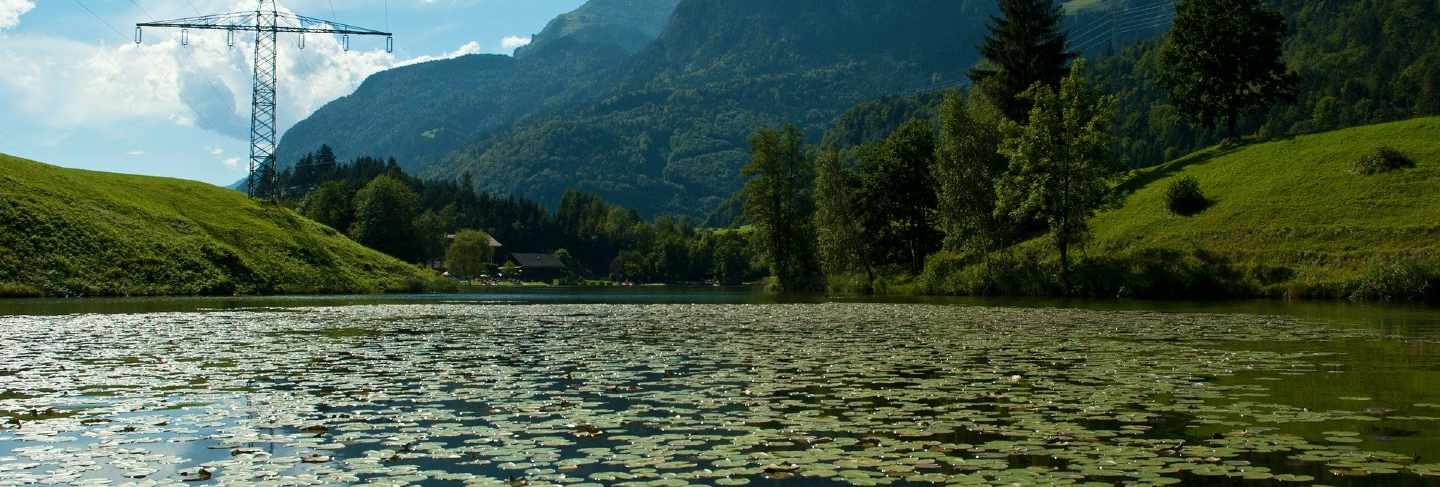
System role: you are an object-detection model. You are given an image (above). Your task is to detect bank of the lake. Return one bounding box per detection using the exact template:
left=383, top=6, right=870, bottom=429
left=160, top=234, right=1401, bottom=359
left=917, top=117, right=1440, bottom=303
left=0, top=154, right=450, bottom=298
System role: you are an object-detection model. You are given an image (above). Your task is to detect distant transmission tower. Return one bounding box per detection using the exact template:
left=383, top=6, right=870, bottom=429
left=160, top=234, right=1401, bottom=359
left=136, top=0, right=393, bottom=200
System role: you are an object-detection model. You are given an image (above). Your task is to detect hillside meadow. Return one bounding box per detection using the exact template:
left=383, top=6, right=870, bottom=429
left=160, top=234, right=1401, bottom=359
left=0, top=154, right=450, bottom=298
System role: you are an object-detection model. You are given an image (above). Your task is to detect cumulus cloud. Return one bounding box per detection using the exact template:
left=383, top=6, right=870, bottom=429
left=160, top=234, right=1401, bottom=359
left=127, top=150, right=146, bottom=156
left=207, top=146, right=224, bottom=156
left=0, top=0, right=35, bottom=31
left=222, top=157, right=242, bottom=169
left=500, top=35, right=531, bottom=51
left=0, top=0, right=482, bottom=142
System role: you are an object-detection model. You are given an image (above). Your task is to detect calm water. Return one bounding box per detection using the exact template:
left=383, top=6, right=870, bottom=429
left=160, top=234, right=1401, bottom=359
left=1, top=289, right=1438, bottom=486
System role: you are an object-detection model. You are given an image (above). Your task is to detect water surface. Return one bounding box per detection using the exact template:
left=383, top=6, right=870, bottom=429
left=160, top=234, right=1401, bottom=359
left=1, top=290, right=1438, bottom=486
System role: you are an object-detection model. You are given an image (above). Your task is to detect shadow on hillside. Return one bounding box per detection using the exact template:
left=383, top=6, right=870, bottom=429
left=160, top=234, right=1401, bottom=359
left=1111, top=144, right=1245, bottom=202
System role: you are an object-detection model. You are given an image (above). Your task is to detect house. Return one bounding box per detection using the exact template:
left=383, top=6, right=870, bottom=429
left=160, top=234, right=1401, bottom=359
left=506, top=253, right=567, bottom=281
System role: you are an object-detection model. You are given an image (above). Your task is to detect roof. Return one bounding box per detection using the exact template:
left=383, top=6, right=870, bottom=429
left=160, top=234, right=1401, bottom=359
left=509, top=253, right=565, bottom=269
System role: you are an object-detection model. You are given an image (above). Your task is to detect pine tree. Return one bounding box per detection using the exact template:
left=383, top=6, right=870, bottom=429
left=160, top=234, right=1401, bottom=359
left=969, top=0, right=1075, bottom=122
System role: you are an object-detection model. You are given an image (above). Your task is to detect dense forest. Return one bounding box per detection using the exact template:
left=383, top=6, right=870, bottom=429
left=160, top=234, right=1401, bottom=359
left=260, top=146, right=757, bottom=285
left=735, top=0, right=1440, bottom=301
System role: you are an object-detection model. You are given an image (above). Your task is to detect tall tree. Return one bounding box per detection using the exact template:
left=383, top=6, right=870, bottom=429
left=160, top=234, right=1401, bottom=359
left=933, top=90, right=1010, bottom=255
left=995, top=61, right=1118, bottom=285
left=300, top=180, right=354, bottom=232
left=741, top=125, right=822, bottom=292
left=446, top=229, right=495, bottom=279
left=1157, top=0, right=1297, bottom=137
left=812, top=149, right=872, bottom=285
left=969, top=0, right=1075, bottom=122
left=350, top=175, right=421, bottom=261
left=857, top=119, right=942, bottom=274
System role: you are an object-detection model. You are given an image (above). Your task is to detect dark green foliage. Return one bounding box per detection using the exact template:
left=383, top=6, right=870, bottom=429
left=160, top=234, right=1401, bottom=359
left=1099, top=0, right=1440, bottom=169
left=350, top=176, right=422, bottom=262
left=742, top=125, right=822, bottom=292
left=856, top=119, right=943, bottom=274
left=422, top=1, right=994, bottom=219
left=300, top=181, right=354, bottom=231
left=932, top=90, right=1011, bottom=254
left=969, top=0, right=1075, bottom=121
left=1348, top=258, right=1433, bottom=302
left=1157, top=0, right=1298, bottom=136
left=995, top=61, right=1118, bottom=281
left=281, top=150, right=756, bottom=284
left=446, top=229, right=495, bottom=278
left=813, top=150, right=871, bottom=285
left=1353, top=146, right=1415, bottom=175
left=1163, top=176, right=1208, bottom=215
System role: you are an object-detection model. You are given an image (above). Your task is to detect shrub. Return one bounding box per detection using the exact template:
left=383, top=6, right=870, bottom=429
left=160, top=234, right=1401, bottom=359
left=1352, top=146, right=1415, bottom=175
left=1348, top=258, right=1432, bottom=302
left=1164, top=176, right=1209, bottom=216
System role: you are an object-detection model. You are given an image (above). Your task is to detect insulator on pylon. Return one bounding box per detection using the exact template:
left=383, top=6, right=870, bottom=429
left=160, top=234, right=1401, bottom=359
left=227, top=29, right=234, bottom=47
left=386, top=36, right=393, bottom=53
left=342, top=34, right=350, bottom=52
left=299, top=33, right=305, bottom=50
left=181, top=29, right=189, bottom=46
left=134, top=27, right=142, bottom=44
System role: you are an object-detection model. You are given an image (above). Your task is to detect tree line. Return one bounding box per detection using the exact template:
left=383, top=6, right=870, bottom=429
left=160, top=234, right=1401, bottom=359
left=264, top=145, right=759, bottom=284
left=743, top=0, right=1297, bottom=294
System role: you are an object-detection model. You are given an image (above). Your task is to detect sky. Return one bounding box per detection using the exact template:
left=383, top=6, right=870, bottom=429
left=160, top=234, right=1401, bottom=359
left=0, top=0, right=586, bottom=185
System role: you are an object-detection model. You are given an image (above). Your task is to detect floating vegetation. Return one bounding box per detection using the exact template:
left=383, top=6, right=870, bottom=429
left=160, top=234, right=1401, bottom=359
left=0, top=304, right=1437, bottom=485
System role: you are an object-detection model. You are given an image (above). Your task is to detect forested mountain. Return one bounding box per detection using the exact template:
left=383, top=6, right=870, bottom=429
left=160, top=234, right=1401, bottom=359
left=279, top=0, right=1437, bottom=221
left=432, top=1, right=997, bottom=218
left=273, top=0, right=681, bottom=173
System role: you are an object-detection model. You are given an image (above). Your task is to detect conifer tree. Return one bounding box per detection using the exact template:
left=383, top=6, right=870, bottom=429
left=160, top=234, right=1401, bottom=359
left=969, top=0, right=1075, bottom=122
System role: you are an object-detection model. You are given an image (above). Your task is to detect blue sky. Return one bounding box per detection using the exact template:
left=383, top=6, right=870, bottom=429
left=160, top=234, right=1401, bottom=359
left=0, top=0, right=586, bottom=185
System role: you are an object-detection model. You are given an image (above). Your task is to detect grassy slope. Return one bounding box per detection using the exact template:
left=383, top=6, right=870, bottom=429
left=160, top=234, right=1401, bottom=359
left=1083, top=117, right=1440, bottom=294
left=0, top=154, right=446, bottom=297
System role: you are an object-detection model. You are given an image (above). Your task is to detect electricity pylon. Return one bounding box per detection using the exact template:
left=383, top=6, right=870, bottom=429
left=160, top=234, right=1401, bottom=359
left=136, top=1, right=392, bottom=200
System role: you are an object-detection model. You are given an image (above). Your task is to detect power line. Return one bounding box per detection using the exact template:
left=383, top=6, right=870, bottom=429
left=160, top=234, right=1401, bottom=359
left=69, top=0, right=128, bottom=41
left=126, top=0, right=156, bottom=20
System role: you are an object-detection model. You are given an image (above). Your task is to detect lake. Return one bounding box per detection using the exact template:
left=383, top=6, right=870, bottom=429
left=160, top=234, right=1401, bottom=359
left=2, top=289, right=1439, bottom=486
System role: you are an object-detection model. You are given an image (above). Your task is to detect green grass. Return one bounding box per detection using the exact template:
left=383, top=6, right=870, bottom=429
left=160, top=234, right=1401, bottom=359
left=0, top=154, right=450, bottom=297
left=923, top=117, right=1440, bottom=301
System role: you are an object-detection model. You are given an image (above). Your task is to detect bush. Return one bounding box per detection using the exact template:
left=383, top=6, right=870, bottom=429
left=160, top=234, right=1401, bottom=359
left=1348, top=258, right=1432, bottom=302
left=1164, top=176, right=1209, bottom=216
left=1352, top=146, right=1415, bottom=175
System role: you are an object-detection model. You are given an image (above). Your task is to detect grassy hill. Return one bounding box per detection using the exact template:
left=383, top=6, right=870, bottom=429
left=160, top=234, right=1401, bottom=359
left=924, top=117, right=1440, bottom=301
left=0, top=154, right=448, bottom=298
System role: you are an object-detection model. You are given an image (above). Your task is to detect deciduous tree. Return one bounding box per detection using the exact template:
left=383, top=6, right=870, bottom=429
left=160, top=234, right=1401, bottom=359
left=1158, top=0, right=1297, bottom=137
left=742, top=125, right=822, bottom=292
left=995, top=61, right=1118, bottom=286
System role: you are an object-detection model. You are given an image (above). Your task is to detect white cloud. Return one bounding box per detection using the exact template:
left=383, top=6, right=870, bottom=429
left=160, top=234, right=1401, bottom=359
left=0, top=0, right=35, bottom=31
left=127, top=150, right=146, bottom=156
left=0, top=0, right=483, bottom=143
left=500, top=35, right=531, bottom=51
left=207, top=146, right=224, bottom=156
left=222, top=157, right=242, bottom=169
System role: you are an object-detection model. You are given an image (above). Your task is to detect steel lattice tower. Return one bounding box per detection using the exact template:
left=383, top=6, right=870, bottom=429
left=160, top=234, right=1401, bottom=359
left=136, top=0, right=392, bottom=200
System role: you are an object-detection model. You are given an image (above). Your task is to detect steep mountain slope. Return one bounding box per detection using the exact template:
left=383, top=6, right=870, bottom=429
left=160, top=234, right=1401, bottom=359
left=433, top=0, right=997, bottom=217
left=274, top=0, right=681, bottom=173
left=0, top=154, right=446, bottom=297
left=515, top=0, right=681, bottom=59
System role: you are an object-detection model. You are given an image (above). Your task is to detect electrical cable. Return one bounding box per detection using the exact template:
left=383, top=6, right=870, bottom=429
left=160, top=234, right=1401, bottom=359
left=69, top=0, right=129, bottom=41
